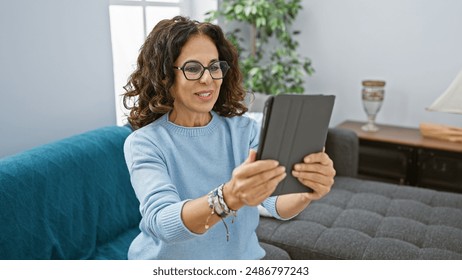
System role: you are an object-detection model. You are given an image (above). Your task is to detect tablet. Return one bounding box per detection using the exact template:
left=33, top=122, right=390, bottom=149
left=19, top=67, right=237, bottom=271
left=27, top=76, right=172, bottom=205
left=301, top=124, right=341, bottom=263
left=256, top=94, right=335, bottom=196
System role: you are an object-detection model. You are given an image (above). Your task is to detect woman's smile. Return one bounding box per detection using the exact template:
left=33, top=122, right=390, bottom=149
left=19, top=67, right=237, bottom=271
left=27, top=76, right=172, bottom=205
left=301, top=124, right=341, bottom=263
left=195, top=90, right=214, bottom=100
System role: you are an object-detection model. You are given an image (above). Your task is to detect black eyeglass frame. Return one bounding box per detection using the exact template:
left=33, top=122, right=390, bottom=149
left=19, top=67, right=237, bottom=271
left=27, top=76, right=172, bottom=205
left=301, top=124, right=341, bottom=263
left=173, top=60, right=230, bottom=81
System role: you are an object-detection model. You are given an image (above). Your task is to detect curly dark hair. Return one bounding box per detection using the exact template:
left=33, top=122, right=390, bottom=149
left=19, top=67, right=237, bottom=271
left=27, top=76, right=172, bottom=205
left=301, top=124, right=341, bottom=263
left=123, top=16, right=248, bottom=130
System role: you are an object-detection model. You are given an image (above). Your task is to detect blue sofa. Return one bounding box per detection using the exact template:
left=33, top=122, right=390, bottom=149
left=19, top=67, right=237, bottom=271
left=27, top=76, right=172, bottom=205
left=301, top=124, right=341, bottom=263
left=0, top=126, right=140, bottom=259
left=1, top=125, right=461, bottom=259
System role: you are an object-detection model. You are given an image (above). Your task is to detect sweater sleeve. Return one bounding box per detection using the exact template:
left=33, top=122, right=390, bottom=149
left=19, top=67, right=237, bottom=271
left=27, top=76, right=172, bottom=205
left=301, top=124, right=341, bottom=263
left=249, top=117, right=260, bottom=151
left=124, top=132, right=201, bottom=243
left=260, top=196, right=293, bottom=221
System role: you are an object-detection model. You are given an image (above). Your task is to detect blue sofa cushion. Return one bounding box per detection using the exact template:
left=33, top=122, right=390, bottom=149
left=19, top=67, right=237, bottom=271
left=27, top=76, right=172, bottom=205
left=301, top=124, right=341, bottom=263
left=0, top=126, right=141, bottom=259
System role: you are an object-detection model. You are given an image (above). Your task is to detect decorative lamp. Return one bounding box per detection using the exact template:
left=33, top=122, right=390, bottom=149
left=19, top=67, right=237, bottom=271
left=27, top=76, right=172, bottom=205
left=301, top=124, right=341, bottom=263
left=420, top=69, right=462, bottom=142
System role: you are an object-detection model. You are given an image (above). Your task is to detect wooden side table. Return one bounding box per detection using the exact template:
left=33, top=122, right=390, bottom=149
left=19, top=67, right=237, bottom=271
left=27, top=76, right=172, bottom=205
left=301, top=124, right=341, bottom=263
left=337, top=120, right=462, bottom=193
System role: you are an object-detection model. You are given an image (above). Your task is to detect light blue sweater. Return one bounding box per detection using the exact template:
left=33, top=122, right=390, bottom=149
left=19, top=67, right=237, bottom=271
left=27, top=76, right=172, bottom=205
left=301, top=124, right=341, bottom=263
left=124, top=111, right=284, bottom=260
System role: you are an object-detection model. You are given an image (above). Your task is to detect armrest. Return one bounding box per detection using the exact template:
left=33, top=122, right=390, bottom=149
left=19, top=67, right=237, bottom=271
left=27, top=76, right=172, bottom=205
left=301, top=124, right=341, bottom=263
left=325, top=128, right=359, bottom=177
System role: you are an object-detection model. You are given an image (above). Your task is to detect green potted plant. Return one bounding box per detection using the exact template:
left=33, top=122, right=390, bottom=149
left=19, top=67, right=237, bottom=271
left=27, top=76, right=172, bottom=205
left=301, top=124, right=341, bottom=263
left=207, top=0, right=314, bottom=110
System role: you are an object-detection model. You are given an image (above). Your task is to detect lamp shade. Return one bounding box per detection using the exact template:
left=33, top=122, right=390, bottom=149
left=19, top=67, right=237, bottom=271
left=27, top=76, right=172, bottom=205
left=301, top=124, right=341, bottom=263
left=427, top=69, right=462, bottom=114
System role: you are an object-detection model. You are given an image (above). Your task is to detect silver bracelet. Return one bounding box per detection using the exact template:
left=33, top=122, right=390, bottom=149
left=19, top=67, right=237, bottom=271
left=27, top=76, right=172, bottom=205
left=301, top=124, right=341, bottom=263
left=217, top=184, right=237, bottom=218
left=205, top=184, right=238, bottom=241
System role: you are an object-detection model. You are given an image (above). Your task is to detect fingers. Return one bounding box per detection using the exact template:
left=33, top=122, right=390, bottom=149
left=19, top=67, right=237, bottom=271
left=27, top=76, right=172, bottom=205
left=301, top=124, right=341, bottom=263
left=297, top=178, right=331, bottom=200
left=244, top=149, right=257, bottom=164
left=234, top=164, right=286, bottom=195
left=228, top=156, right=287, bottom=207
left=293, top=162, right=336, bottom=177
left=293, top=170, right=334, bottom=185
left=301, top=151, right=333, bottom=166
left=292, top=169, right=334, bottom=197
left=241, top=165, right=286, bottom=188
left=225, top=168, right=286, bottom=209
left=295, top=152, right=334, bottom=174
left=239, top=172, right=286, bottom=206
left=234, top=157, right=280, bottom=178
left=291, top=152, right=336, bottom=200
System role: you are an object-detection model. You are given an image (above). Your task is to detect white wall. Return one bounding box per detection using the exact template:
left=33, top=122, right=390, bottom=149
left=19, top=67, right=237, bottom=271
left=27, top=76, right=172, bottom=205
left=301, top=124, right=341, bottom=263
left=0, top=0, right=116, bottom=158
left=297, top=0, right=462, bottom=128
left=1, top=0, right=460, bottom=158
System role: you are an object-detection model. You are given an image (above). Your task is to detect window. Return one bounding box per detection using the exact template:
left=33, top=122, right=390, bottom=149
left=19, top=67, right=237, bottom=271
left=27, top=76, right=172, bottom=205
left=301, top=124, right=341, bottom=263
left=109, top=0, right=217, bottom=125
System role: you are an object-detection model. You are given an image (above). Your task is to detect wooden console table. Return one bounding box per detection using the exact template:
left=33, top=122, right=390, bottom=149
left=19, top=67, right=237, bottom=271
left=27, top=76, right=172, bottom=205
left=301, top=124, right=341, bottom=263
left=337, top=120, right=462, bottom=193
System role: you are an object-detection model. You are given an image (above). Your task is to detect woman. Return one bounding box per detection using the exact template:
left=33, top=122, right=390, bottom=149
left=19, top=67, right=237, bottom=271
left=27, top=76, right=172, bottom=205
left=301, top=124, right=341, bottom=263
left=123, top=16, right=335, bottom=259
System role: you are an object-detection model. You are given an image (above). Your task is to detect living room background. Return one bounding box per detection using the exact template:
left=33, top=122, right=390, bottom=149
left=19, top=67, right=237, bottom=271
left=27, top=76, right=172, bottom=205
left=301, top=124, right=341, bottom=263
left=1, top=0, right=461, bottom=158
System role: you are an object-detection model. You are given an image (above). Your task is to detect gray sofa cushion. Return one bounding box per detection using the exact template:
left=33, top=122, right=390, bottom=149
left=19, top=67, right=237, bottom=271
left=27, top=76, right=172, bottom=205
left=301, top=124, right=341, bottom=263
left=257, top=176, right=462, bottom=259
left=260, top=242, right=291, bottom=260
left=325, top=128, right=358, bottom=177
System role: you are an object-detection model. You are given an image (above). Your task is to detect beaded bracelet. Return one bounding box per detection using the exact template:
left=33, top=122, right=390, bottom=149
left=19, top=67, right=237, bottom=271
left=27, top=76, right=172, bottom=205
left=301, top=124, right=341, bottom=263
left=205, top=183, right=237, bottom=241
left=217, top=184, right=237, bottom=218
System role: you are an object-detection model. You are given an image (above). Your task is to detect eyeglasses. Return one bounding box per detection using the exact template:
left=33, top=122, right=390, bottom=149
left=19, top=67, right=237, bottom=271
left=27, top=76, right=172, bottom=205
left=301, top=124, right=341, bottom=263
left=173, top=60, right=230, bottom=81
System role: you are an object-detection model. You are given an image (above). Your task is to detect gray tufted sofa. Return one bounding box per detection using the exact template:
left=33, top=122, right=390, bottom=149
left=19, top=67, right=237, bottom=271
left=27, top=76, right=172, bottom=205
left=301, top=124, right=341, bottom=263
left=257, top=128, right=462, bottom=259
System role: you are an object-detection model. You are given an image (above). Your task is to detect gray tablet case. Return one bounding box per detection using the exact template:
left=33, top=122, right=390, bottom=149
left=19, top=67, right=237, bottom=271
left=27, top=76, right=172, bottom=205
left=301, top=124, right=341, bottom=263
left=256, top=94, right=335, bottom=196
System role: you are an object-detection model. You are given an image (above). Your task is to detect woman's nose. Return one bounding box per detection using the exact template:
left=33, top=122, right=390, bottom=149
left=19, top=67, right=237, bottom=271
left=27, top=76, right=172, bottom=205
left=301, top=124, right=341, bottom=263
left=199, top=69, right=213, bottom=84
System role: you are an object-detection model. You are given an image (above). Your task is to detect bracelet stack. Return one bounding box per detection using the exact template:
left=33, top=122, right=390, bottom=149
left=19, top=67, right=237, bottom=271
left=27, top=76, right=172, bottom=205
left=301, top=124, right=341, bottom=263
left=205, top=183, right=237, bottom=241
left=208, top=183, right=237, bottom=218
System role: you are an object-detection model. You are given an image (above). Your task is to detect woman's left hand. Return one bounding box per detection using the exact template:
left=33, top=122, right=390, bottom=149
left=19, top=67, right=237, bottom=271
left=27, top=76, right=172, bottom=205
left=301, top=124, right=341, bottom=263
left=291, top=151, right=336, bottom=201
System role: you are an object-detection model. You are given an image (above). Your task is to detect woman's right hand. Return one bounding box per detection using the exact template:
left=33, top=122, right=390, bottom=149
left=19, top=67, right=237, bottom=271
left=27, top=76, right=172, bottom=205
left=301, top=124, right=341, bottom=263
left=223, top=150, right=287, bottom=210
